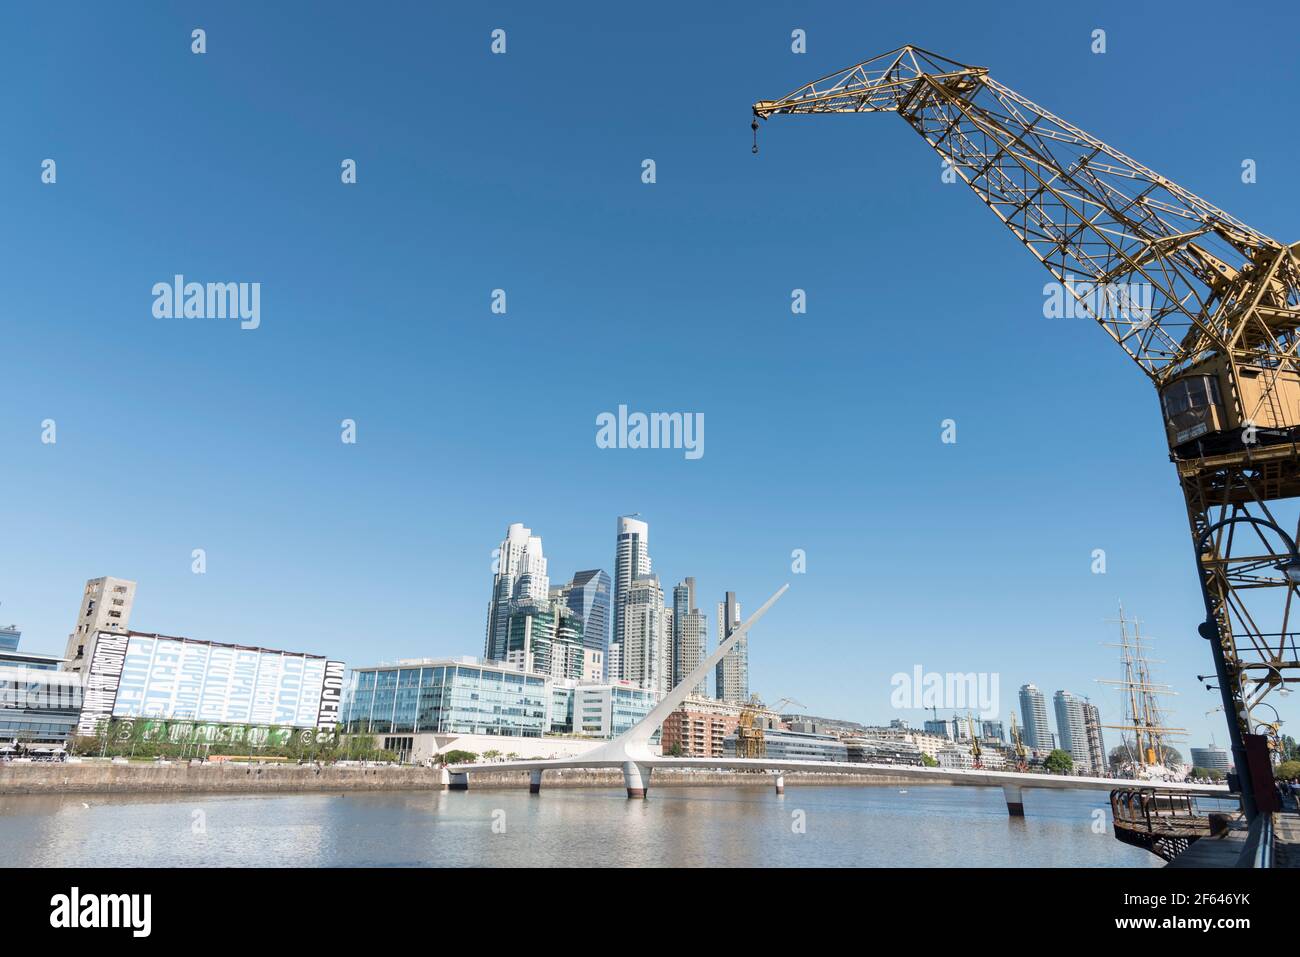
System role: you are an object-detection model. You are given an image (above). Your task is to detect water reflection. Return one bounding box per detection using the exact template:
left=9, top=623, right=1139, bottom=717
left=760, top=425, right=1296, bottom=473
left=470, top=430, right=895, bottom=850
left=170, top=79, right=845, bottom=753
left=0, top=785, right=1160, bottom=867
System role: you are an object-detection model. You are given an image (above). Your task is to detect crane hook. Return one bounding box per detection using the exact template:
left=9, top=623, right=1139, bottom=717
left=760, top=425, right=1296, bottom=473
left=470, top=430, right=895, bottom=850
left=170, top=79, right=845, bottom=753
left=751, top=118, right=759, bottom=154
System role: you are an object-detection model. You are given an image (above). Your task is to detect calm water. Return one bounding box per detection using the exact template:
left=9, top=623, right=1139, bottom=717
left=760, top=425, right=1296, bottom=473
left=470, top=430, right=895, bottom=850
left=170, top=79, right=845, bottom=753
left=1, top=784, right=1162, bottom=867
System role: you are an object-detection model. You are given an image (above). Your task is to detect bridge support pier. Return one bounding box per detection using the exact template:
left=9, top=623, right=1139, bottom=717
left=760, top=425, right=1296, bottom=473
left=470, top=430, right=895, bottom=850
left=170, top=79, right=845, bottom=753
left=529, top=769, right=543, bottom=794
left=1002, top=784, right=1024, bottom=817
left=623, top=760, right=651, bottom=799
left=774, top=774, right=785, bottom=795
left=449, top=771, right=469, bottom=791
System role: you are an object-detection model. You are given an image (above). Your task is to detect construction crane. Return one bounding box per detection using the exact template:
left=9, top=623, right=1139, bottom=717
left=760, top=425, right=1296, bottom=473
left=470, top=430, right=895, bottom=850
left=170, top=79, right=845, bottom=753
left=771, top=696, right=806, bottom=715
left=1010, top=712, right=1028, bottom=772
left=735, top=693, right=767, bottom=758
left=754, top=45, right=1300, bottom=818
left=966, top=712, right=983, bottom=770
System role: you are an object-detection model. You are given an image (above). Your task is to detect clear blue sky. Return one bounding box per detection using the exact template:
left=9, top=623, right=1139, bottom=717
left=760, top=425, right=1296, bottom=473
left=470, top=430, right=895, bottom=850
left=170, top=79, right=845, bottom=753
left=3, top=1, right=1298, bottom=750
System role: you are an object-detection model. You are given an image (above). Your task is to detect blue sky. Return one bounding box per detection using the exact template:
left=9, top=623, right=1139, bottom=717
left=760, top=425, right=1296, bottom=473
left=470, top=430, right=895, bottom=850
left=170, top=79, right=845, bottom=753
left=3, top=1, right=1298, bottom=750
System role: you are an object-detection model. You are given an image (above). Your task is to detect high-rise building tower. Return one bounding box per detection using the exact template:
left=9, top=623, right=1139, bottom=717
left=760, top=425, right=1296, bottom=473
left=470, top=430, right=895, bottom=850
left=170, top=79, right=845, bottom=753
left=1018, top=684, right=1052, bottom=751
left=504, top=599, right=584, bottom=680
left=484, top=523, right=549, bottom=661
left=63, top=576, right=136, bottom=675
left=612, top=516, right=651, bottom=678
left=1053, top=690, right=1091, bottom=773
left=623, top=575, right=668, bottom=692
left=662, top=606, right=674, bottom=687
left=1082, top=699, right=1107, bottom=775
left=672, top=578, right=709, bottom=695
left=715, top=592, right=748, bottom=703
left=560, top=569, right=611, bottom=663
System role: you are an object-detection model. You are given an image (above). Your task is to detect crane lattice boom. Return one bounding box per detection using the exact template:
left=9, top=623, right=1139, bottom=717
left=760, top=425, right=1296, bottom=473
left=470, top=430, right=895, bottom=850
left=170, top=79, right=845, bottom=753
left=754, top=45, right=1300, bottom=385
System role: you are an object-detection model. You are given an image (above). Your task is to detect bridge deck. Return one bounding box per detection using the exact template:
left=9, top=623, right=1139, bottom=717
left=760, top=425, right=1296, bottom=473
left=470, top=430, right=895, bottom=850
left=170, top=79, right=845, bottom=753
left=449, top=756, right=1232, bottom=795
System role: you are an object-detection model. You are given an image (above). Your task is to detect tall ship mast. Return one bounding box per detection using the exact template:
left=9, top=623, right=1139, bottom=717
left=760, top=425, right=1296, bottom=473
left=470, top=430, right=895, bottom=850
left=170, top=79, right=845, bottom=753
left=1097, top=604, right=1187, bottom=775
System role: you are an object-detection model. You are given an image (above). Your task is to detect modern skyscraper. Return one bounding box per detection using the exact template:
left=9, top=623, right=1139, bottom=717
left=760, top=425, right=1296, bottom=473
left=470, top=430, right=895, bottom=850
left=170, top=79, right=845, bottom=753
left=63, top=576, right=136, bottom=676
left=504, top=601, right=553, bottom=675
left=0, top=623, right=20, bottom=652
left=672, top=578, right=709, bottom=695
left=622, top=575, right=668, bottom=692
left=1018, top=684, right=1052, bottom=751
left=484, top=523, right=549, bottom=662
left=1082, top=699, right=1106, bottom=774
left=1053, top=690, right=1091, bottom=773
left=559, top=569, right=611, bottom=661
left=715, top=592, right=748, bottom=703
left=513, top=537, right=550, bottom=604
left=662, top=606, right=674, bottom=687
left=612, top=516, right=651, bottom=680
left=553, top=604, right=585, bottom=677
left=502, top=598, right=584, bottom=681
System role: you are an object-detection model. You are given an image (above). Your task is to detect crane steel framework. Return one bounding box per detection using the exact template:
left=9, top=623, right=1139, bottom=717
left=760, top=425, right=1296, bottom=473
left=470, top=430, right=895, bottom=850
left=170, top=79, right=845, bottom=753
left=754, top=45, right=1300, bottom=812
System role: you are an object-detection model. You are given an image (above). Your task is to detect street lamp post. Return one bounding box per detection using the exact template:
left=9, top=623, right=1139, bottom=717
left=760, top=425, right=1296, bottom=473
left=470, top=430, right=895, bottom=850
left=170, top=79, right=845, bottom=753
left=1251, top=701, right=1285, bottom=761
left=1193, top=515, right=1300, bottom=821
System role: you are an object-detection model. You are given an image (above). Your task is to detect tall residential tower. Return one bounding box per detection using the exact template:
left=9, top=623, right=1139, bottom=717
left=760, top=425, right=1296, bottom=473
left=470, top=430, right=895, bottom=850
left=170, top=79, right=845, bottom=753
left=672, top=578, right=709, bottom=695
left=715, top=592, right=748, bottom=703
left=612, top=516, right=651, bottom=680
left=1053, top=690, right=1091, bottom=773
left=622, top=575, right=668, bottom=692
left=1017, top=684, right=1053, bottom=752
left=484, top=523, right=549, bottom=662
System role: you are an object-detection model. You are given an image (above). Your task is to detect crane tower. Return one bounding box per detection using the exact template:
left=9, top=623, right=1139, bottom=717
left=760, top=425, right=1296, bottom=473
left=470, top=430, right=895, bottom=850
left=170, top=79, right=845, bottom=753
left=754, top=45, right=1300, bottom=815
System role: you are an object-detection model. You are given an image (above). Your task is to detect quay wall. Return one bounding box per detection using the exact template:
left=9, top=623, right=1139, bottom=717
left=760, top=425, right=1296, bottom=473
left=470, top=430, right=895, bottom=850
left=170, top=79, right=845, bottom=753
left=0, top=762, right=922, bottom=796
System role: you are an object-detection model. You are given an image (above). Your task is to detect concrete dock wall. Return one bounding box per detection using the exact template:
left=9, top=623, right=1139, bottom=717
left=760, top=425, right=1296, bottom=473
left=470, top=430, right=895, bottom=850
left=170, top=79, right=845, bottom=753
left=0, top=762, right=920, bottom=796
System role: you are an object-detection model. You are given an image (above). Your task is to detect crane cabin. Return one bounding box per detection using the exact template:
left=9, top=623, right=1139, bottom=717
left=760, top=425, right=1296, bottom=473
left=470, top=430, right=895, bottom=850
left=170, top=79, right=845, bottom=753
left=1160, top=357, right=1300, bottom=459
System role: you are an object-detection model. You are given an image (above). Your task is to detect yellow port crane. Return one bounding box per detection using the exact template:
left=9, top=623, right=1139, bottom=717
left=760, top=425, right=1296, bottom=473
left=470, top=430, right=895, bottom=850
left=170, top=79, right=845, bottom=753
left=1010, top=712, right=1027, bottom=772
left=735, top=693, right=767, bottom=758
left=967, top=712, right=983, bottom=769
left=754, top=45, right=1300, bottom=818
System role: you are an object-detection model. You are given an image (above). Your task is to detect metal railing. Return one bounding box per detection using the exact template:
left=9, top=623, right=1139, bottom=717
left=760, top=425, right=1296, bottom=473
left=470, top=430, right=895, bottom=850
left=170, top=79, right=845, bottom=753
left=1110, top=787, right=1233, bottom=862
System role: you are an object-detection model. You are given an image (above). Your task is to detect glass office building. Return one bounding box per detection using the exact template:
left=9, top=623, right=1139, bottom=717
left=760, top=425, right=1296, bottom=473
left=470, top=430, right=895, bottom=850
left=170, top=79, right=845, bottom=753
left=342, top=658, right=550, bottom=737
left=0, top=657, right=83, bottom=751
left=569, top=682, right=659, bottom=738
left=725, top=727, right=848, bottom=762
left=550, top=684, right=574, bottom=733
left=561, top=569, right=611, bottom=656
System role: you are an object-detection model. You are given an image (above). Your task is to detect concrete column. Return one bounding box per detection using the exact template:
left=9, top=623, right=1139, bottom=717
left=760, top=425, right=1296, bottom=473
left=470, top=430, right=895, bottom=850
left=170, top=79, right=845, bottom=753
left=1002, top=783, right=1024, bottom=817
left=623, top=760, right=651, bottom=799
left=438, top=766, right=451, bottom=789
left=449, top=771, right=469, bottom=791
left=774, top=773, right=785, bottom=795
left=529, top=769, right=543, bottom=794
